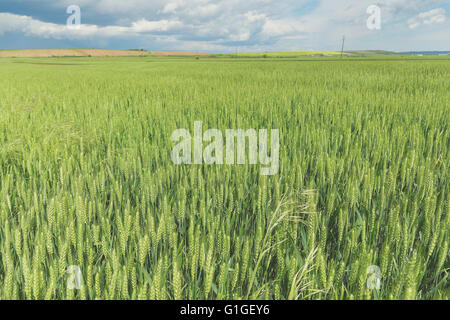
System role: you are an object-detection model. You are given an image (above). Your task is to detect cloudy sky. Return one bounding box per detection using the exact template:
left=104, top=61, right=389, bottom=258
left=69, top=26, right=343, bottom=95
left=0, top=0, right=448, bottom=52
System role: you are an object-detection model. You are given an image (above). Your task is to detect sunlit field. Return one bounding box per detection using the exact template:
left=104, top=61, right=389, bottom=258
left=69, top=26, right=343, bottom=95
left=219, top=51, right=345, bottom=57
left=0, top=56, right=448, bottom=300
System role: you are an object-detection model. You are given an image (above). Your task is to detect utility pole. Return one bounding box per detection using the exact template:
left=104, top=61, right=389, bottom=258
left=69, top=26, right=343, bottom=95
left=340, top=35, right=345, bottom=58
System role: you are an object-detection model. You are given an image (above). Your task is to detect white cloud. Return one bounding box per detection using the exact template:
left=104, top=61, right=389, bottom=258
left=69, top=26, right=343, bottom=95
left=408, top=8, right=446, bottom=29
left=244, top=11, right=266, bottom=23
left=186, top=4, right=220, bottom=18
left=0, top=0, right=448, bottom=51
left=0, top=12, right=183, bottom=39
left=262, top=19, right=304, bottom=37
left=161, top=3, right=179, bottom=14
left=131, top=19, right=183, bottom=32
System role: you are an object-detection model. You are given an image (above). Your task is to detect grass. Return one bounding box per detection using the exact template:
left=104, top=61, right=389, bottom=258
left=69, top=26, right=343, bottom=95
left=0, top=56, right=448, bottom=300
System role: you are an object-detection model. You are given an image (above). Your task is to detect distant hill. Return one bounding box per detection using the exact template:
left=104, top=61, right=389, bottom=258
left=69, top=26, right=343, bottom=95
left=348, top=50, right=450, bottom=56
left=0, top=49, right=150, bottom=58
left=1, top=48, right=448, bottom=58
left=346, top=50, right=398, bottom=56
left=218, top=51, right=346, bottom=57
left=218, top=50, right=446, bottom=58
left=399, top=51, right=450, bottom=56
left=0, top=49, right=212, bottom=58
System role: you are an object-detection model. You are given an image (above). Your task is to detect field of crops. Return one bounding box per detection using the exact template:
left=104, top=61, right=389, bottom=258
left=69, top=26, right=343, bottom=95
left=220, top=50, right=345, bottom=57
left=0, top=56, right=448, bottom=300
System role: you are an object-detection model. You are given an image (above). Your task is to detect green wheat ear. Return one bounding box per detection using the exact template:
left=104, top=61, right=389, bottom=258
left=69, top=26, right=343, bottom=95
left=0, top=56, right=448, bottom=300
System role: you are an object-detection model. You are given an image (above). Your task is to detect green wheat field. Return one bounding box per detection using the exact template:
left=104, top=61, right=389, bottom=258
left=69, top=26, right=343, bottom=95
left=0, top=56, right=448, bottom=300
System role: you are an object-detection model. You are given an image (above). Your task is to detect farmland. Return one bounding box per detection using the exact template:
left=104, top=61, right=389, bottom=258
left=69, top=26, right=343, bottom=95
left=219, top=50, right=345, bottom=57
left=0, top=56, right=448, bottom=300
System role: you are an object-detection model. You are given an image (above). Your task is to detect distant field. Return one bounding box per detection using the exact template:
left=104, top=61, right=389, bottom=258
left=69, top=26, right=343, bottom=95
left=219, top=51, right=346, bottom=57
left=0, top=49, right=150, bottom=58
left=346, top=50, right=399, bottom=56
left=150, top=51, right=212, bottom=56
left=0, top=49, right=212, bottom=58
left=0, top=56, right=448, bottom=300
left=2, top=49, right=447, bottom=59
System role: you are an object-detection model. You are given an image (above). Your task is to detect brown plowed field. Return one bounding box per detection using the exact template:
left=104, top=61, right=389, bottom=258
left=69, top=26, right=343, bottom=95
left=0, top=49, right=212, bottom=58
